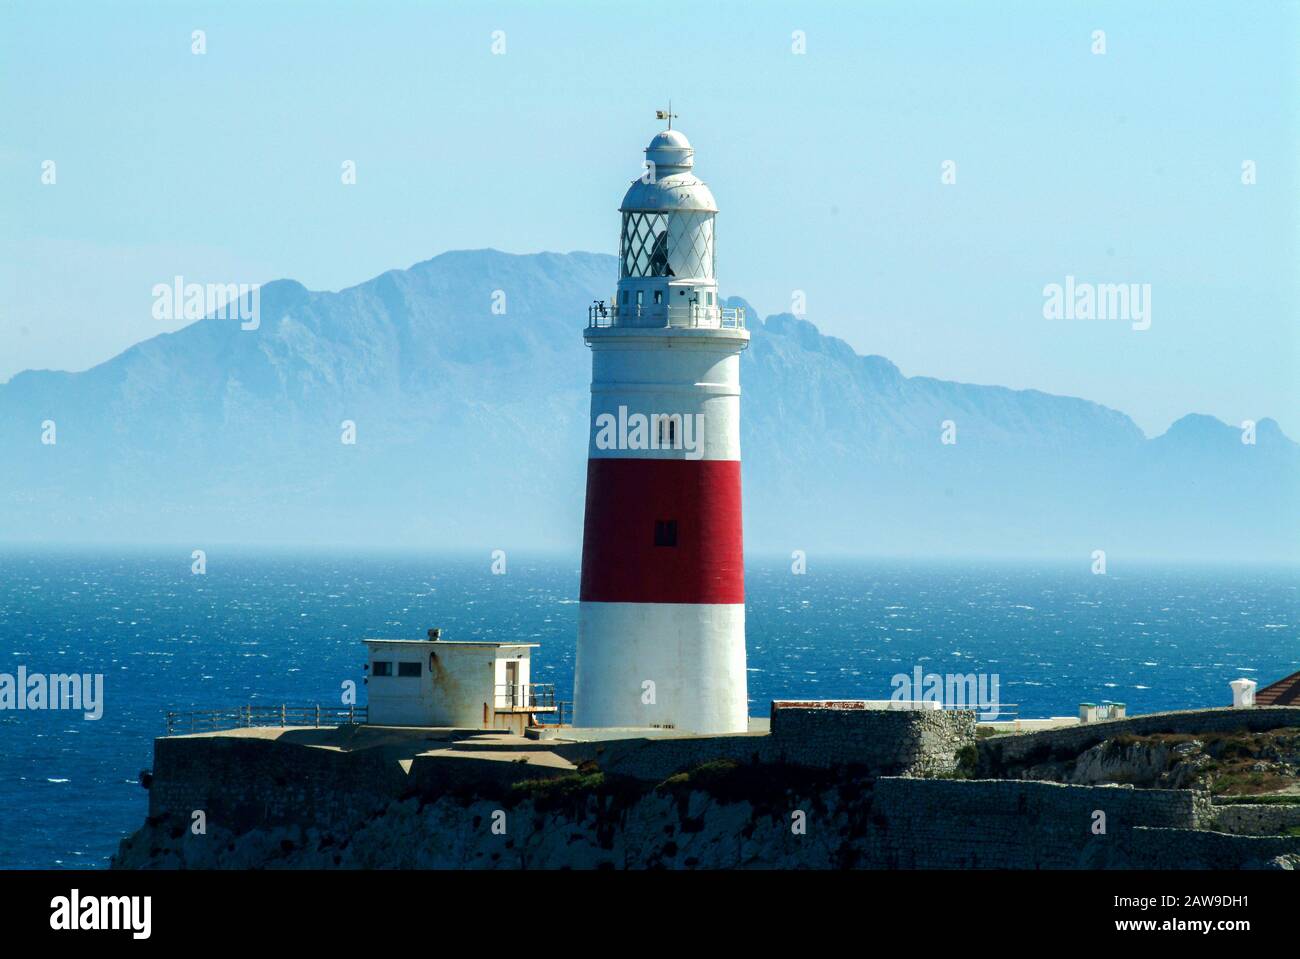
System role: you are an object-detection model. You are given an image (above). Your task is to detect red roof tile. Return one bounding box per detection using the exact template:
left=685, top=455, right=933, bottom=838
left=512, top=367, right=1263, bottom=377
left=1256, top=670, right=1300, bottom=706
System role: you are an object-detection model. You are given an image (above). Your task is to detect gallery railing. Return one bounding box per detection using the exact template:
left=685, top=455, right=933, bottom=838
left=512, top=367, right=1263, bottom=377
left=587, top=302, right=745, bottom=330
left=164, top=704, right=367, bottom=736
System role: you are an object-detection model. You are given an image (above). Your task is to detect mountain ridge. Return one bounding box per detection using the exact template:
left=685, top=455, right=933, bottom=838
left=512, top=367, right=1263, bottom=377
left=2, top=249, right=1295, bottom=560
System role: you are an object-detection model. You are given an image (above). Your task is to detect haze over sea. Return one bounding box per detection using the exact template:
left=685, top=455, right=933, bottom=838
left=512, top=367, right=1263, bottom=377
left=0, top=547, right=1296, bottom=868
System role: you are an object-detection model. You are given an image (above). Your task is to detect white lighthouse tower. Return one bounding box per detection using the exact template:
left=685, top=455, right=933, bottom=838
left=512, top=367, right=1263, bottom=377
left=572, top=119, right=749, bottom=734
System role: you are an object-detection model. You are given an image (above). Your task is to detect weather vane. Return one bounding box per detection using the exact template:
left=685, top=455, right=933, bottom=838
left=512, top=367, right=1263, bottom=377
left=655, top=102, right=677, bottom=129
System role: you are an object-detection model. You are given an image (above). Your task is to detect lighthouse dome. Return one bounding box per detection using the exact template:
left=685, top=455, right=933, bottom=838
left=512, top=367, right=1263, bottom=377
left=645, top=129, right=693, bottom=173
left=620, top=127, right=717, bottom=214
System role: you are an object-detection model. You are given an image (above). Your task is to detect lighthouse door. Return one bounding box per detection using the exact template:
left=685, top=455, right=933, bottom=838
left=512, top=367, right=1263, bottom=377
left=505, top=660, right=519, bottom=707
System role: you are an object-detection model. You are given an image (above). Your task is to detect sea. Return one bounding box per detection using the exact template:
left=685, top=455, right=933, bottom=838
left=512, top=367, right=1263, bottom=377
left=0, top=547, right=1295, bottom=868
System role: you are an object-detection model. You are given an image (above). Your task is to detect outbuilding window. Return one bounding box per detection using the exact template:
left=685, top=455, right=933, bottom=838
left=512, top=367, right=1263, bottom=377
left=372, top=661, right=392, bottom=677
left=398, top=661, right=422, bottom=677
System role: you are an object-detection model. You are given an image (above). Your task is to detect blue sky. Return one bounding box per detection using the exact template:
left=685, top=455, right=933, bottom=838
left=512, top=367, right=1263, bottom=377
left=2, top=0, right=1297, bottom=436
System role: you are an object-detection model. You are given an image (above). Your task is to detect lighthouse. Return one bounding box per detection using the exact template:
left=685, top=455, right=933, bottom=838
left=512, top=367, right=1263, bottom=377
left=573, top=120, right=749, bottom=734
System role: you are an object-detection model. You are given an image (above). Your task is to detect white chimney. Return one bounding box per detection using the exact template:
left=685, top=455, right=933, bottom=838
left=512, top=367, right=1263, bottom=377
left=1229, top=678, right=1256, bottom=708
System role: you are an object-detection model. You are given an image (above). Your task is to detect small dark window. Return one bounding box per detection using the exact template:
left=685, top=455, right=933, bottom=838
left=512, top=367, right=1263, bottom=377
left=654, top=520, right=678, bottom=547
left=372, top=661, right=392, bottom=677
left=653, top=290, right=663, bottom=305
left=658, top=416, right=678, bottom=449
left=398, top=661, right=422, bottom=677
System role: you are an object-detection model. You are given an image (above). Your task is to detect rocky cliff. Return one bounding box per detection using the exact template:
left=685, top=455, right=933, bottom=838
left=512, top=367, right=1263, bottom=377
left=113, top=707, right=1300, bottom=870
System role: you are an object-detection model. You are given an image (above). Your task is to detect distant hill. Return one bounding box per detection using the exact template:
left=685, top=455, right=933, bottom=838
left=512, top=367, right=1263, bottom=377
left=2, top=249, right=1296, bottom=561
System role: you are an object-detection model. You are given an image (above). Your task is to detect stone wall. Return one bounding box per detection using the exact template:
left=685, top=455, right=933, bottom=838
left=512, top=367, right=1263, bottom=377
left=1115, top=827, right=1300, bottom=869
left=552, top=705, right=977, bottom=781
left=147, top=734, right=409, bottom=836
left=145, top=730, right=566, bottom=839
left=1205, top=803, right=1300, bottom=837
left=117, top=710, right=1300, bottom=870
left=767, top=705, right=975, bottom=776
left=868, top=778, right=1206, bottom=869
left=980, top=706, right=1300, bottom=773
left=552, top=733, right=770, bottom=782
left=120, top=753, right=1300, bottom=869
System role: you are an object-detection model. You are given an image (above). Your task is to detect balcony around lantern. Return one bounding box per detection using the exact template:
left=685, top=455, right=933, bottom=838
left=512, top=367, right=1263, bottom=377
left=587, top=302, right=745, bottom=331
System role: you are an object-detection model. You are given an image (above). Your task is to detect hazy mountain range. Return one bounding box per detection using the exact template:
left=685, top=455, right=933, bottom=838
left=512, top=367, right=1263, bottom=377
left=2, top=249, right=1296, bottom=562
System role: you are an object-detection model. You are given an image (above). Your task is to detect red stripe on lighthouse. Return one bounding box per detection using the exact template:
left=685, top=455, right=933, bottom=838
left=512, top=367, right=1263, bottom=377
left=579, top=458, right=744, bottom=605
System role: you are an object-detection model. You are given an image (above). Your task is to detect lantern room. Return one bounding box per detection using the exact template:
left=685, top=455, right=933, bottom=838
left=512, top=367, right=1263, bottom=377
left=606, top=128, right=729, bottom=330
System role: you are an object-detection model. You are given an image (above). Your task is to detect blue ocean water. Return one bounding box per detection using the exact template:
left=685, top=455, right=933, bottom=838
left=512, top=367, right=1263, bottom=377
left=0, top=547, right=1295, bottom=868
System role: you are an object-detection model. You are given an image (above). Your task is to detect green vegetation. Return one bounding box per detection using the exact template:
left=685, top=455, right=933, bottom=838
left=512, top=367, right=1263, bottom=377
left=511, top=770, right=607, bottom=802
left=953, top=744, right=979, bottom=778
left=1208, top=770, right=1292, bottom=797
left=1099, top=734, right=1141, bottom=759
left=509, top=753, right=651, bottom=804
left=656, top=758, right=852, bottom=819
left=657, top=759, right=740, bottom=790
left=1213, top=794, right=1300, bottom=806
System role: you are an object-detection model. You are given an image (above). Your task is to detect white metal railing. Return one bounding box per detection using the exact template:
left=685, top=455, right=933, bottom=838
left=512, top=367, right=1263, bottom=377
left=164, top=704, right=367, bottom=735
left=493, top=683, right=557, bottom=711
left=588, top=302, right=744, bottom=331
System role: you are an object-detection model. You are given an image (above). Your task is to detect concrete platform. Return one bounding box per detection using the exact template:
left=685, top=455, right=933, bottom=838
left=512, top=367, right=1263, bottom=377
left=529, top=715, right=771, bottom=742
left=167, top=724, right=571, bottom=761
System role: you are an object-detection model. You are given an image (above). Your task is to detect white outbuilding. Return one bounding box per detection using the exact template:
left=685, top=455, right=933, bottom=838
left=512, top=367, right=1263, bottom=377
left=363, top=630, right=555, bottom=734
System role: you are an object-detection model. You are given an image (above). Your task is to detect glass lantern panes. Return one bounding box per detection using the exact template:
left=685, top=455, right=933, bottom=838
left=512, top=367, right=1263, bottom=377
left=620, top=211, right=715, bottom=279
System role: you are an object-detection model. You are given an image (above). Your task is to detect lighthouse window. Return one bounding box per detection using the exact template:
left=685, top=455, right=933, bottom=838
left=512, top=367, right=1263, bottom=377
left=372, top=661, right=392, bottom=677
left=707, top=292, right=714, bottom=305
left=657, top=415, right=679, bottom=448
left=397, top=661, right=422, bottom=678
left=620, top=211, right=714, bottom=280
left=649, top=232, right=673, bottom=276
left=653, top=290, right=662, bottom=305
left=654, top=520, right=678, bottom=547
left=619, top=212, right=671, bottom=277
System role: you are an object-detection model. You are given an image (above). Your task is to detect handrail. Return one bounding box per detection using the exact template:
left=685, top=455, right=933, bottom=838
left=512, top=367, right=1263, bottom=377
left=494, top=683, right=557, bottom=710
left=164, top=704, right=367, bottom=736
left=536, top=700, right=573, bottom=727
left=969, top=703, right=1019, bottom=721
left=588, top=302, right=744, bottom=331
